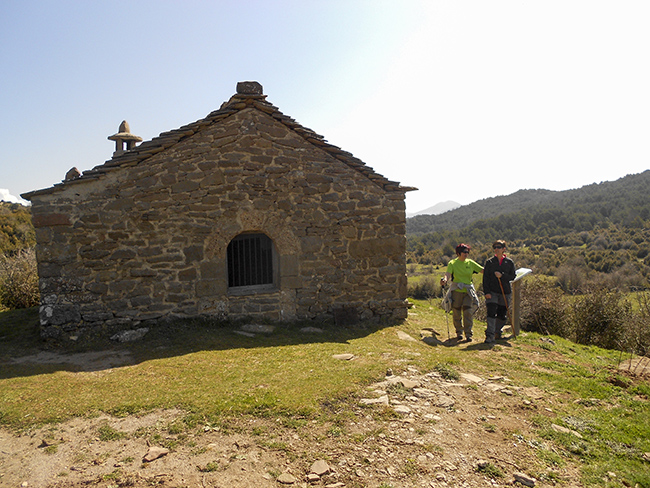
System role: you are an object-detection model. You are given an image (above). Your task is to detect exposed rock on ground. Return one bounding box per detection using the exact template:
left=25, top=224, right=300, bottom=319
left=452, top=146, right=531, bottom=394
left=0, top=358, right=583, bottom=487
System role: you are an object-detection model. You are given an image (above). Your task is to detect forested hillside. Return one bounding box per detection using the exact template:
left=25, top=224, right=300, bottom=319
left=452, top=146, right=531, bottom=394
left=0, top=202, right=34, bottom=254
left=408, top=170, right=650, bottom=237
left=407, top=170, right=650, bottom=291
left=408, top=188, right=558, bottom=234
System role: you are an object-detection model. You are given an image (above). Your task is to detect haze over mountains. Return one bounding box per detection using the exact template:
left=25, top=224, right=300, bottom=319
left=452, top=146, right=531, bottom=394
left=406, top=200, right=460, bottom=218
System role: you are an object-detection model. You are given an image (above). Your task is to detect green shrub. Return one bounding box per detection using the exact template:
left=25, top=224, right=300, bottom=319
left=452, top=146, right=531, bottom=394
left=520, top=279, right=572, bottom=337
left=0, top=248, right=39, bottom=310
left=572, top=285, right=631, bottom=351
left=627, top=291, right=650, bottom=356
left=556, top=264, right=586, bottom=293
left=407, top=277, right=439, bottom=300
left=519, top=280, right=649, bottom=356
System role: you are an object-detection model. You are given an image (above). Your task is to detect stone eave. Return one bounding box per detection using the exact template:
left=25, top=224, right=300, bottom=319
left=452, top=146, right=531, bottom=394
left=21, top=92, right=416, bottom=201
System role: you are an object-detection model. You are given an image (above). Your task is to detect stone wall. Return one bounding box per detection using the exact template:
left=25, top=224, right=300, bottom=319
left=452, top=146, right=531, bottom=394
left=28, top=94, right=409, bottom=339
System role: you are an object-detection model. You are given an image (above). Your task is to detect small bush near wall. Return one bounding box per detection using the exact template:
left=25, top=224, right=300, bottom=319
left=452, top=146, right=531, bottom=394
left=0, top=248, right=39, bottom=310
left=407, top=277, right=441, bottom=300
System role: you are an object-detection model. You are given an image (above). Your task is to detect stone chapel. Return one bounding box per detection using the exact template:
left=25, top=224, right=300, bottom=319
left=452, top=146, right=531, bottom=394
left=22, top=81, right=416, bottom=339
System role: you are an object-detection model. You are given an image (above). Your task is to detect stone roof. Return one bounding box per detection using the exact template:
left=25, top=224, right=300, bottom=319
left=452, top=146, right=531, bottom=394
left=22, top=83, right=416, bottom=199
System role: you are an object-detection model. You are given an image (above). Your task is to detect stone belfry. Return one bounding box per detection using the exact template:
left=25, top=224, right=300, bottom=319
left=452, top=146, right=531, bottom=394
left=108, top=120, right=142, bottom=156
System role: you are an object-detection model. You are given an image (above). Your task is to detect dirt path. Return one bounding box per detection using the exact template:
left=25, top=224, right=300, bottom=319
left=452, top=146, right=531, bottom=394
left=0, top=356, right=583, bottom=488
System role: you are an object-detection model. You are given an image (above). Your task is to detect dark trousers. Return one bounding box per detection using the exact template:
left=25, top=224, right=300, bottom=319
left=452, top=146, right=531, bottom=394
left=485, top=293, right=510, bottom=341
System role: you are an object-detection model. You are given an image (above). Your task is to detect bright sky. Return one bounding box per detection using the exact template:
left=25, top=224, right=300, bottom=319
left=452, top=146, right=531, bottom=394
left=1, top=1, right=649, bottom=213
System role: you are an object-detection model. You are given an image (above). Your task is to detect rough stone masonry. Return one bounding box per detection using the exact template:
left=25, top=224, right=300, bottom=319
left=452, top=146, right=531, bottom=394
left=22, top=81, right=416, bottom=340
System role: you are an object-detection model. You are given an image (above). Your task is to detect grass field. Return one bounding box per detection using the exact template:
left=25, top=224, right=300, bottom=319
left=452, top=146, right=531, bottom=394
left=1, top=304, right=649, bottom=487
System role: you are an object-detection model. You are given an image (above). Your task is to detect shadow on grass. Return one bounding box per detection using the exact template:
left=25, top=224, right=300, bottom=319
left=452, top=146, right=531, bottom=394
left=0, top=307, right=403, bottom=379
left=422, top=335, right=466, bottom=348
left=420, top=327, right=517, bottom=351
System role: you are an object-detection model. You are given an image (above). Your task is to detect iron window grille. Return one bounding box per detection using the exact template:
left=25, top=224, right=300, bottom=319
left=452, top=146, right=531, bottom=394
left=227, top=233, right=275, bottom=288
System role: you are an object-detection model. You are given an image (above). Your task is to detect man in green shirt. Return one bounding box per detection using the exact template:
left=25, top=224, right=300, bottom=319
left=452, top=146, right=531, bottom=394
left=440, top=243, right=483, bottom=342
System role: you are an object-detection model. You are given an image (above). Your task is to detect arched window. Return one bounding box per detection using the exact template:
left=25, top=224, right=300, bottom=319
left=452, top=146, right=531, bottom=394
left=227, top=233, right=275, bottom=289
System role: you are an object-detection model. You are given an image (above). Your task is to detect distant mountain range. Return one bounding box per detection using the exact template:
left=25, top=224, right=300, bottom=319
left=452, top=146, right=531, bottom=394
left=406, top=200, right=461, bottom=218
left=406, top=170, right=650, bottom=238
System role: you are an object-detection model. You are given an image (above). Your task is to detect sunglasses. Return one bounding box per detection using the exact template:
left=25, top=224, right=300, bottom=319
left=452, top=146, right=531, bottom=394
left=460, top=250, right=469, bottom=253
left=493, top=245, right=504, bottom=249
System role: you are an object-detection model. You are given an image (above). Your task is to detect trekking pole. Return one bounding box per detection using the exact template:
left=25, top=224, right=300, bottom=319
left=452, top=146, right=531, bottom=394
left=445, top=306, right=450, bottom=341
left=441, top=279, right=450, bottom=340
left=497, top=277, right=514, bottom=338
left=498, top=278, right=509, bottom=309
